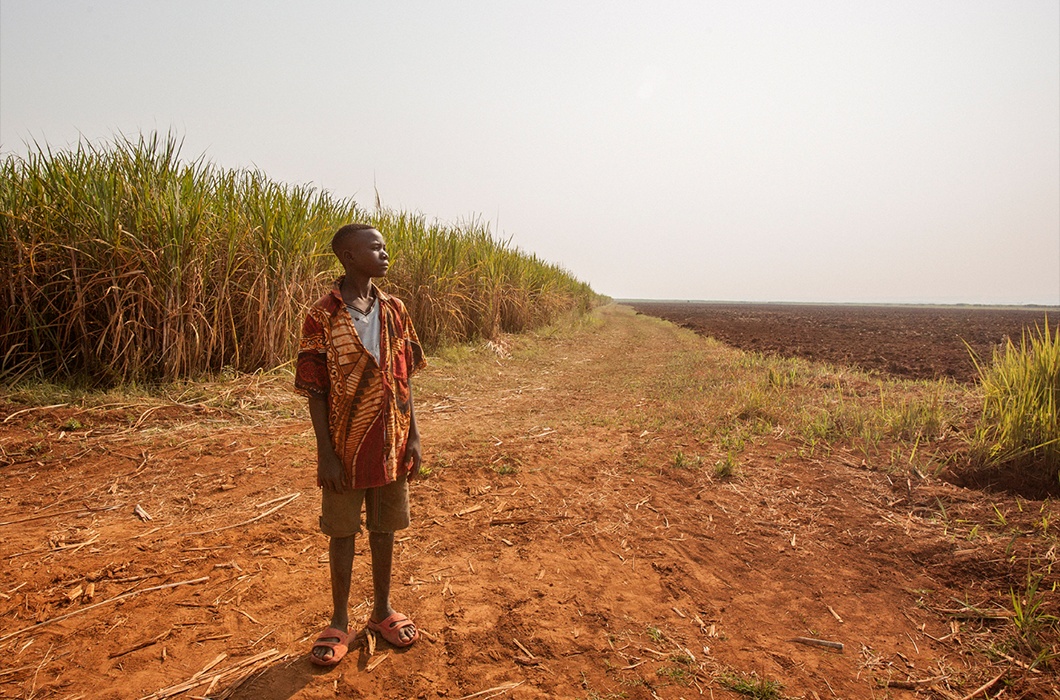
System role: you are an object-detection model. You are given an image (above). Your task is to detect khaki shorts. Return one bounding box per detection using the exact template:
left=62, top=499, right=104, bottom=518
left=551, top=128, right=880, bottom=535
left=320, top=475, right=410, bottom=537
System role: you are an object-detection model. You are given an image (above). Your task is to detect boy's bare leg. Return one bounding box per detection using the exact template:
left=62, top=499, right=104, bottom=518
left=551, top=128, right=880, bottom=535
left=369, top=531, right=417, bottom=643
left=313, top=534, right=356, bottom=661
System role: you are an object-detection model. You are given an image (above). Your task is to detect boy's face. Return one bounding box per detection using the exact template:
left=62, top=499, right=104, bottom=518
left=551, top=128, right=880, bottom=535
left=339, top=228, right=389, bottom=279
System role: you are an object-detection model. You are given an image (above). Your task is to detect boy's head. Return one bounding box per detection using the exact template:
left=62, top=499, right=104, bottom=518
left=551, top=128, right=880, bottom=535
left=332, top=223, right=389, bottom=279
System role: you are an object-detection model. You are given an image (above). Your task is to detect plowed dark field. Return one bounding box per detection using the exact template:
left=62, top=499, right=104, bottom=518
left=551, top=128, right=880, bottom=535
left=628, top=301, right=1059, bottom=383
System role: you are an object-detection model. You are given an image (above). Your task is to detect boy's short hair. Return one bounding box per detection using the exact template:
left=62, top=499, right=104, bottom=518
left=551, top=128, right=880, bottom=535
left=332, top=223, right=377, bottom=256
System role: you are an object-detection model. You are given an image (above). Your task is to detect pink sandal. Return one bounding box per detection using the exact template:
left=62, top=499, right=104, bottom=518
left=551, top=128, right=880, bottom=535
left=367, top=612, right=419, bottom=648
left=310, top=626, right=349, bottom=666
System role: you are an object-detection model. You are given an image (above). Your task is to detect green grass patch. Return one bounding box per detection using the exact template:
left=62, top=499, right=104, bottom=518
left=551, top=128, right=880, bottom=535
left=718, top=671, right=784, bottom=699
left=656, top=665, right=693, bottom=685
left=671, top=449, right=702, bottom=470
left=969, top=319, right=1060, bottom=482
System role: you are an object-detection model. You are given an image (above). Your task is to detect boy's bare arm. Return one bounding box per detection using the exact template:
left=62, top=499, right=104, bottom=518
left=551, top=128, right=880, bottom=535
left=404, top=385, right=423, bottom=480
left=308, top=394, right=347, bottom=491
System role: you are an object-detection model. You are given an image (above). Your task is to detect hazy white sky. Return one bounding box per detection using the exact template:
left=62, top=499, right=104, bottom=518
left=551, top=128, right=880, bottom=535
left=2, top=0, right=1058, bottom=304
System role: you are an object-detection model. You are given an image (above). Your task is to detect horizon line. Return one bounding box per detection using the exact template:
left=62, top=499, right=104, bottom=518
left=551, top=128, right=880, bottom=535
left=615, top=298, right=1060, bottom=309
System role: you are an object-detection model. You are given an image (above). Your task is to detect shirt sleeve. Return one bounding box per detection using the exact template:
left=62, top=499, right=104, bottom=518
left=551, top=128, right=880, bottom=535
left=400, top=302, right=427, bottom=377
left=294, top=311, right=330, bottom=397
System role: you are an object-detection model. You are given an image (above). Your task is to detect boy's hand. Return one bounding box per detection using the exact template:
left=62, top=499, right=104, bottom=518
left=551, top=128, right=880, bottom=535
left=308, top=395, right=347, bottom=491
left=404, top=433, right=423, bottom=481
left=317, top=448, right=347, bottom=492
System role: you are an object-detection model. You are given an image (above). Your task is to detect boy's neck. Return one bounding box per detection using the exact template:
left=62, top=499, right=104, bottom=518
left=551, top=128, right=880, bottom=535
left=340, top=271, right=374, bottom=304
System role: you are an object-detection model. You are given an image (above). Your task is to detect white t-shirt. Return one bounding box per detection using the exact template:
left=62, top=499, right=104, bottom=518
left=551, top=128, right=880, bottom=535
left=347, top=298, right=381, bottom=364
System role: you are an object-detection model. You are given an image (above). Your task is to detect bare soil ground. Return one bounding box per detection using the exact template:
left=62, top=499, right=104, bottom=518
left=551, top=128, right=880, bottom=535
left=627, top=302, right=1059, bottom=384
left=1, top=305, right=1057, bottom=699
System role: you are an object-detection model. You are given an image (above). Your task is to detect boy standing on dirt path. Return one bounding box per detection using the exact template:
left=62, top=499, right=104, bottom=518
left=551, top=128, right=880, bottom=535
left=294, top=223, right=427, bottom=666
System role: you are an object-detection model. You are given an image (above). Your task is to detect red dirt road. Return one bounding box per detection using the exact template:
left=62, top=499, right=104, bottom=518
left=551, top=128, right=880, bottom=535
left=1, top=306, right=1055, bottom=698
left=628, top=301, right=1059, bottom=383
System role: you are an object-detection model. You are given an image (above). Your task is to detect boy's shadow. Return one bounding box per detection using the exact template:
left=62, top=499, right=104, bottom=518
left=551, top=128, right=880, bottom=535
left=225, top=655, right=314, bottom=700
left=227, top=637, right=400, bottom=699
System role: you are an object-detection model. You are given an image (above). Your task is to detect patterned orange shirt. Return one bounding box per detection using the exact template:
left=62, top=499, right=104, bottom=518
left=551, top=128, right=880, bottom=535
left=295, top=279, right=426, bottom=488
